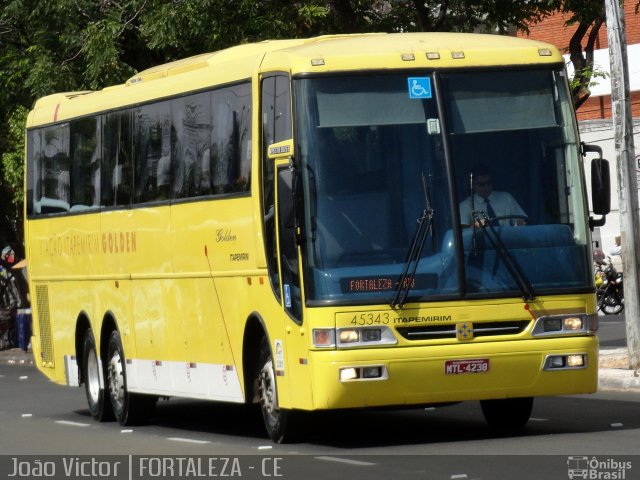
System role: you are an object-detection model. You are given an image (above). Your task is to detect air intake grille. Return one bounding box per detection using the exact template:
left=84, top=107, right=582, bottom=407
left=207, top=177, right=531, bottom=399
left=35, top=284, right=55, bottom=366
left=396, top=320, right=530, bottom=341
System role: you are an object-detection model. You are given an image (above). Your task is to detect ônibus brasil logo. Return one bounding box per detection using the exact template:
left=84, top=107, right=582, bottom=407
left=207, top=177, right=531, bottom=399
left=567, top=456, right=632, bottom=479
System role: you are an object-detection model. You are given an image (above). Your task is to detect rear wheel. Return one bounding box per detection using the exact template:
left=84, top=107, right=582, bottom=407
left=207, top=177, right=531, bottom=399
left=82, top=329, right=113, bottom=421
left=107, top=330, right=156, bottom=425
left=257, top=337, right=304, bottom=443
left=481, top=397, right=533, bottom=429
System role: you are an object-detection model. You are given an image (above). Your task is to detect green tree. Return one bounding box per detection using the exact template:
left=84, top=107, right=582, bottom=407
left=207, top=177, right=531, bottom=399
left=1, top=0, right=636, bottom=249
left=0, top=106, right=27, bottom=255
left=545, top=0, right=607, bottom=110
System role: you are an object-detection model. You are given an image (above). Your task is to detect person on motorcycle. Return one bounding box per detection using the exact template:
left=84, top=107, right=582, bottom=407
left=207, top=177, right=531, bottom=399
left=593, top=247, right=605, bottom=265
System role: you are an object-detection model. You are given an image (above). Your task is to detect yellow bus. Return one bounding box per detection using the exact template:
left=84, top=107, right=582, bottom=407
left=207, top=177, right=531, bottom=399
left=24, top=32, right=611, bottom=443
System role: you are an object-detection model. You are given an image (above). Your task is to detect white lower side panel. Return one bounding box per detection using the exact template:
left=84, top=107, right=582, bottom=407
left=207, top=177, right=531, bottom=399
left=64, top=355, right=80, bottom=387
left=125, top=359, right=244, bottom=403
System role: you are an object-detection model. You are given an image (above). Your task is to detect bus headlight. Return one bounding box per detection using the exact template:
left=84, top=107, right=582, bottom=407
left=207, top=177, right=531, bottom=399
left=563, top=316, right=583, bottom=330
left=532, top=314, right=597, bottom=337
left=339, top=329, right=360, bottom=343
left=338, top=328, right=384, bottom=344
left=337, top=326, right=396, bottom=348
left=313, top=326, right=397, bottom=348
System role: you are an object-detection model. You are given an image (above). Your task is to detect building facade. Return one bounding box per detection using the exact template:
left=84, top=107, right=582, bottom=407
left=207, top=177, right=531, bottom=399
left=518, top=4, right=640, bottom=263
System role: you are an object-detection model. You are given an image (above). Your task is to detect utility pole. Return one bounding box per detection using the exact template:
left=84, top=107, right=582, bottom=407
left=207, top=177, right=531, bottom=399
left=604, top=0, right=639, bottom=369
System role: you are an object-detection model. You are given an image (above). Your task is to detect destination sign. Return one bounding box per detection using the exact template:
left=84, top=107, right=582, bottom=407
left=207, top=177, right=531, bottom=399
left=340, top=273, right=437, bottom=293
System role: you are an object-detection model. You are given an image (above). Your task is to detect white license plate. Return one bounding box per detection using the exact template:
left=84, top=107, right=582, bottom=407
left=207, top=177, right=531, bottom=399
left=445, top=358, right=490, bottom=375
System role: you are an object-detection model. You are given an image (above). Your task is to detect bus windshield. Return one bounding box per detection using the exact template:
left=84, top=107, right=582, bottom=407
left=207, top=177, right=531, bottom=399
left=295, top=68, right=591, bottom=305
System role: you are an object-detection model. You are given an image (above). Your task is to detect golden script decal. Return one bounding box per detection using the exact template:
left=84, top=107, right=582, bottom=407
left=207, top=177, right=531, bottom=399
left=39, top=231, right=137, bottom=256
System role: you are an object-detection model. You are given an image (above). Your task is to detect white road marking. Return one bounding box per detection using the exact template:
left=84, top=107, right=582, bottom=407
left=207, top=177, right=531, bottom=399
left=55, top=420, right=90, bottom=427
left=314, top=456, right=376, bottom=466
left=166, top=437, right=210, bottom=445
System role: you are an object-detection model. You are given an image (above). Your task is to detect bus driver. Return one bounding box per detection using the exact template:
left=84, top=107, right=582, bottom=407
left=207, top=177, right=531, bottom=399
left=459, top=164, right=527, bottom=227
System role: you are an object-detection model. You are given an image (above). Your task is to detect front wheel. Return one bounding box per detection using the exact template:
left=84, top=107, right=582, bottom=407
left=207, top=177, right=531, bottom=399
left=481, top=397, right=533, bottom=429
left=257, top=337, right=304, bottom=443
left=107, top=330, right=157, bottom=425
left=600, top=289, right=624, bottom=315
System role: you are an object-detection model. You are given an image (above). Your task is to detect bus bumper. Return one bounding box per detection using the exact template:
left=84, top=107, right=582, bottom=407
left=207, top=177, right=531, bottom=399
left=306, top=336, right=598, bottom=409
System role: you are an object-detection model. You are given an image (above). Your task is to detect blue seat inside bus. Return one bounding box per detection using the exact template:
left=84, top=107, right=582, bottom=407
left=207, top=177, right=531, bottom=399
left=440, top=224, right=587, bottom=290
left=315, top=192, right=392, bottom=267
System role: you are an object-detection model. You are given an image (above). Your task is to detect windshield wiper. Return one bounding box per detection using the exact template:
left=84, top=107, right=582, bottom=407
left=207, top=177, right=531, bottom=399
left=391, top=173, right=434, bottom=309
left=471, top=211, right=536, bottom=301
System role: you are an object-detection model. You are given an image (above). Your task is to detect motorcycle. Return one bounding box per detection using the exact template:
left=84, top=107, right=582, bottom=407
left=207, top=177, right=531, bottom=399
left=595, top=258, right=624, bottom=315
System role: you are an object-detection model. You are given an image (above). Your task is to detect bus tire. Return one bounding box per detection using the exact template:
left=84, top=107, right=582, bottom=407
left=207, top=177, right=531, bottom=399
left=107, top=330, right=157, bottom=426
left=257, top=337, right=303, bottom=443
left=481, top=397, right=533, bottom=429
left=82, top=329, right=113, bottom=421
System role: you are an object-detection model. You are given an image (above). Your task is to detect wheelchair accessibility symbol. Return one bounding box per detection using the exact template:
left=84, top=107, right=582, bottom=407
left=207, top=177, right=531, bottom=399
left=408, top=77, right=432, bottom=99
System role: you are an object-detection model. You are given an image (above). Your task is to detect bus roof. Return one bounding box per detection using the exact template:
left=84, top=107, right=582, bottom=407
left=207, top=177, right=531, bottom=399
left=28, top=32, right=561, bottom=127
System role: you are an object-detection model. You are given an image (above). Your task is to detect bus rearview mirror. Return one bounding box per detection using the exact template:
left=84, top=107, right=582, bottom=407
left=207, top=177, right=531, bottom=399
left=591, top=157, right=611, bottom=216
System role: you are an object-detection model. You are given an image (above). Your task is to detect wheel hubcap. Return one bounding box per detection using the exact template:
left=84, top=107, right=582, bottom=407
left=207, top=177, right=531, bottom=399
left=86, top=348, right=100, bottom=404
left=259, top=359, right=278, bottom=418
left=108, top=350, right=125, bottom=411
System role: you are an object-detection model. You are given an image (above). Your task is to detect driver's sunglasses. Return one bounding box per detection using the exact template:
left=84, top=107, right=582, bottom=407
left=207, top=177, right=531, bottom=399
left=475, top=180, right=492, bottom=187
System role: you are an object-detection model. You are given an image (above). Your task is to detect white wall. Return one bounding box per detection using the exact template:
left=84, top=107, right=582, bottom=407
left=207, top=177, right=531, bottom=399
left=564, top=44, right=640, bottom=98
left=580, top=118, right=640, bottom=263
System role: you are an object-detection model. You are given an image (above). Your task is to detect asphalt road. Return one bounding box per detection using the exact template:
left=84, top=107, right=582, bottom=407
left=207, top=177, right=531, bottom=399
left=2, top=361, right=640, bottom=480
left=597, top=313, right=626, bottom=347
left=0, top=316, right=636, bottom=479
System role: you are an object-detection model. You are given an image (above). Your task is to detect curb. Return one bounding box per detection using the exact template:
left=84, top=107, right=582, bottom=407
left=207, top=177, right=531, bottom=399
left=597, top=347, right=640, bottom=392
left=599, top=368, right=640, bottom=392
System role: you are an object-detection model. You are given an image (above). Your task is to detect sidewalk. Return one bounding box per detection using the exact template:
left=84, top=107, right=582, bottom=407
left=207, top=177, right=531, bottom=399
left=2, top=347, right=639, bottom=392
left=0, top=347, right=34, bottom=366
left=598, top=347, right=640, bottom=391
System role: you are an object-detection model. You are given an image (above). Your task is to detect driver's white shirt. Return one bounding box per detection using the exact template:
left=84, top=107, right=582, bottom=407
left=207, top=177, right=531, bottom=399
left=459, top=191, right=527, bottom=226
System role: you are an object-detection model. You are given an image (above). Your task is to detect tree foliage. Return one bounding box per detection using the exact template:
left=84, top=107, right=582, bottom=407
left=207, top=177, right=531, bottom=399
left=0, top=0, right=628, bottom=248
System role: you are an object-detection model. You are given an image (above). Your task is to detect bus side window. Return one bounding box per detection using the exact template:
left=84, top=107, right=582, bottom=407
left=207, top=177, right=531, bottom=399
left=70, top=117, right=100, bottom=211
left=102, top=111, right=132, bottom=207
left=171, top=93, right=211, bottom=199
left=39, top=124, right=71, bottom=214
left=133, top=103, right=171, bottom=203
left=26, top=129, right=40, bottom=215
left=211, top=83, right=252, bottom=194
